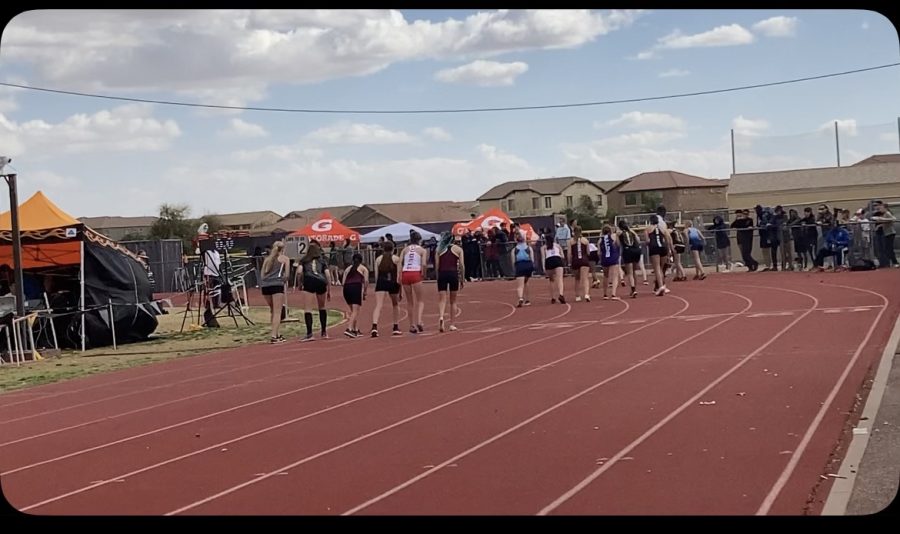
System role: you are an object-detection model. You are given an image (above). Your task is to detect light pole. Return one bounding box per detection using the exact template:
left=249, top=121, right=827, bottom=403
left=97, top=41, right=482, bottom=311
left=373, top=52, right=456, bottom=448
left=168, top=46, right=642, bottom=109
left=1, top=157, right=26, bottom=318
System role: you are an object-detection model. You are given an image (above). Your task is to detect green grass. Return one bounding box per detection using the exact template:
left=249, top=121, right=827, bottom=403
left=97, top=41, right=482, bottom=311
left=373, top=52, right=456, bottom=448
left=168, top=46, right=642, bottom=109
left=0, top=307, right=344, bottom=393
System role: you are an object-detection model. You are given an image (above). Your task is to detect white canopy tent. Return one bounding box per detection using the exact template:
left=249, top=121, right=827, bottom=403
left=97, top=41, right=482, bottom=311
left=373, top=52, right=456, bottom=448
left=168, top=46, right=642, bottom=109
left=360, top=222, right=439, bottom=244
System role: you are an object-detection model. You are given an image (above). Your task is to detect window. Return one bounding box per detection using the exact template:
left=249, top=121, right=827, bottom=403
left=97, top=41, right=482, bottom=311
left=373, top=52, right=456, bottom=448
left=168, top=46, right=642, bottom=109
left=508, top=199, right=516, bottom=212
left=532, top=197, right=540, bottom=210
left=625, top=192, right=639, bottom=206
left=544, top=197, right=552, bottom=209
left=501, top=200, right=508, bottom=212
left=566, top=196, right=573, bottom=208
left=596, top=195, right=603, bottom=206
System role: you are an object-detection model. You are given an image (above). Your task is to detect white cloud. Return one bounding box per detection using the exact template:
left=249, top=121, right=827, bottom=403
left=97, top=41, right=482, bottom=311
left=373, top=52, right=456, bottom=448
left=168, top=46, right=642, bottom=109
left=27, top=170, right=81, bottom=190
left=601, top=111, right=686, bottom=130
left=306, top=122, right=417, bottom=144
left=0, top=104, right=181, bottom=158
left=732, top=115, right=770, bottom=136
left=232, top=145, right=324, bottom=163
left=560, top=144, right=731, bottom=179
left=633, top=50, right=658, bottom=60
left=819, top=118, right=858, bottom=137
left=3, top=10, right=643, bottom=99
left=658, top=24, right=755, bottom=49
left=590, top=130, right=686, bottom=148
left=752, top=16, right=798, bottom=37
left=477, top=143, right=531, bottom=169
left=218, top=118, right=269, bottom=138
left=435, top=60, right=529, bottom=87
left=658, top=68, right=689, bottom=78
left=423, top=127, right=453, bottom=141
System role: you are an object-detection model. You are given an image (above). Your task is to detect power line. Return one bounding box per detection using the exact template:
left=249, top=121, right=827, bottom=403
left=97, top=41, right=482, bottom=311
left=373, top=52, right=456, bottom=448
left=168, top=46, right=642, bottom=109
left=1, top=62, right=898, bottom=115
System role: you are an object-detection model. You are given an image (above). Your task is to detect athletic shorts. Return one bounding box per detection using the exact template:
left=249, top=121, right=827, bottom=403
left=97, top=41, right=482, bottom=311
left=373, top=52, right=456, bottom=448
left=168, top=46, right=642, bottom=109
left=622, top=249, right=641, bottom=264
left=544, top=256, right=564, bottom=271
left=401, top=271, right=423, bottom=285
left=690, top=243, right=704, bottom=252
left=437, top=271, right=460, bottom=292
left=261, top=285, right=284, bottom=296
left=343, top=283, right=363, bottom=306
left=302, top=275, right=327, bottom=295
left=674, top=244, right=686, bottom=254
left=515, top=260, right=534, bottom=278
left=648, top=246, right=668, bottom=257
left=571, top=256, right=590, bottom=270
left=375, top=278, right=400, bottom=294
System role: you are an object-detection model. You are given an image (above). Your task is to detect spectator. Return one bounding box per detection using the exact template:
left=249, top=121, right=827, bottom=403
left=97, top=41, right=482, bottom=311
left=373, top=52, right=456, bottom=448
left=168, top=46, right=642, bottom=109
left=731, top=209, right=758, bottom=272
left=555, top=221, right=572, bottom=263
left=484, top=229, right=501, bottom=279
left=787, top=209, right=806, bottom=270
left=870, top=200, right=898, bottom=268
left=708, top=215, right=732, bottom=271
left=814, top=224, right=851, bottom=271
left=770, top=205, right=785, bottom=271
left=495, top=224, right=510, bottom=277
left=756, top=205, right=775, bottom=271
left=340, top=238, right=354, bottom=273
left=816, top=204, right=835, bottom=248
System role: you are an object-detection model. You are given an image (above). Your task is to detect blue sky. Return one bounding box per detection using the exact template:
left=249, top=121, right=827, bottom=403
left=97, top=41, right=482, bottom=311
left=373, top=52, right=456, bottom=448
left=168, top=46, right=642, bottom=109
left=0, top=9, right=898, bottom=218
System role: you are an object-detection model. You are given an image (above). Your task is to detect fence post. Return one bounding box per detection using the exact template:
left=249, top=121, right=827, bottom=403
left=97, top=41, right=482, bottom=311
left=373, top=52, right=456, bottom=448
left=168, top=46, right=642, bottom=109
left=109, top=300, right=117, bottom=351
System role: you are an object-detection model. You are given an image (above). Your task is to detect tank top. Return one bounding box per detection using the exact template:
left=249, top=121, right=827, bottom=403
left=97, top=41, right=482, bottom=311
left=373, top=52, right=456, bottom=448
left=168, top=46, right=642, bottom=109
left=402, top=246, right=424, bottom=272
left=601, top=234, right=619, bottom=259
left=438, top=248, right=460, bottom=272
left=687, top=227, right=703, bottom=245
left=650, top=228, right=665, bottom=250
left=345, top=267, right=365, bottom=285
left=545, top=243, right=561, bottom=259
left=571, top=240, right=588, bottom=260
left=260, top=258, right=286, bottom=288
left=377, top=255, right=397, bottom=282
left=302, top=256, right=326, bottom=280
left=515, top=243, right=531, bottom=262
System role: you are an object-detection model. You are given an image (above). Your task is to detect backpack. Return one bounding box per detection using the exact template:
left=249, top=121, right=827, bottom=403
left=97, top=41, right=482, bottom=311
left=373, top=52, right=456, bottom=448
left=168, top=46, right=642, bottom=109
left=849, top=258, right=876, bottom=271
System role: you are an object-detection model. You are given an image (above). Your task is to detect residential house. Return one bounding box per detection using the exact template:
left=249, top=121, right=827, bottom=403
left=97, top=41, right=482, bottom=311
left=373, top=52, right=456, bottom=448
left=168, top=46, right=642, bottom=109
left=727, top=157, right=900, bottom=213
left=78, top=216, right=158, bottom=241
left=341, top=201, right=478, bottom=232
left=606, top=171, right=728, bottom=216
left=214, top=211, right=282, bottom=232
left=250, top=205, right=361, bottom=236
left=477, top=176, right=611, bottom=217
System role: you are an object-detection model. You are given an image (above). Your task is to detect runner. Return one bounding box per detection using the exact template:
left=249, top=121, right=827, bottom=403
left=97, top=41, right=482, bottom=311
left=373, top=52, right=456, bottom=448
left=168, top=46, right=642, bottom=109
left=399, top=231, right=429, bottom=334
left=370, top=240, right=402, bottom=338
left=341, top=253, right=369, bottom=338
left=570, top=225, right=591, bottom=302
left=588, top=238, right=602, bottom=289
left=670, top=220, right=688, bottom=282
left=541, top=233, right=566, bottom=304
left=297, top=240, right=333, bottom=341
left=435, top=231, right=465, bottom=333
left=511, top=231, right=535, bottom=307
left=646, top=215, right=670, bottom=296
left=599, top=224, right=621, bottom=300
left=684, top=220, right=707, bottom=280
left=259, top=241, right=290, bottom=344
left=617, top=219, right=641, bottom=298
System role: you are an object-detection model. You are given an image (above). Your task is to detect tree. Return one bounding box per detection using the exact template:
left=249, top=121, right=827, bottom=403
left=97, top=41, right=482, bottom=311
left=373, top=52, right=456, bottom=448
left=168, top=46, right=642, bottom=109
left=641, top=192, right=664, bottom=214
left=149, top=204, right=194, bottom=248
left=563, top=194, right=604, bottom=230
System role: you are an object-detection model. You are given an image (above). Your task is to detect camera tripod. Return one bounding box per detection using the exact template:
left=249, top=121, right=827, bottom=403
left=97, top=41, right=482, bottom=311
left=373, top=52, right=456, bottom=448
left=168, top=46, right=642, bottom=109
left=180, top=241, right=254, bottom=332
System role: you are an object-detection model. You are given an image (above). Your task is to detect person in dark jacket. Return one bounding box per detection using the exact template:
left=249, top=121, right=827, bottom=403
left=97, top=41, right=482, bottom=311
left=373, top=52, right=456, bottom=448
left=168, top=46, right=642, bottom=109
left=756, top=205, right=775, bottom=271
left=800, top=207, right=818, bottom=270
left=708, top=215, right=732, bottom=271
left=814, top=224, right=851, bottom=271
left=787, top=209, right=805, bottom=270
left=730, top=209, right=758, bottom=271
left=768, top=205, right=785, bottom=271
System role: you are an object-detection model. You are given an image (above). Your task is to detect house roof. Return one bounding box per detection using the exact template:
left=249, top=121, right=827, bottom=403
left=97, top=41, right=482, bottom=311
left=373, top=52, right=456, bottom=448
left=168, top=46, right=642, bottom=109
left=593, top=180, right=623, bottom=193
left=214, top=210, right=282, bottom=227
left=78, top=215, right=158, bottom=229
left=477, top=176, right=598, bottom=200
left=344, top=201, right=478, bottom=226
left=728, top=161, right=900, bottom=195
left=611, top=171, right=726, bottom=193
left=852, top=153, right=900, bottom=166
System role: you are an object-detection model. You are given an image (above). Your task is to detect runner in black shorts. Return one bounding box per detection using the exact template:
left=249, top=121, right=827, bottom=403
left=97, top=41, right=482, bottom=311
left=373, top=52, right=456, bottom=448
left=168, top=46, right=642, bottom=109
left=259, top=241, right=290, bottom=343
left=371, top=240, right=402, bottom=337
left=298, top=240, right=332, bottom=341
left=511, top=232, right=534, bottom=307
left=436, top=232, right=465, bottom=332
left=341, top=253, right=369, bottom=338
left=646, top=215, right=670, bottom=296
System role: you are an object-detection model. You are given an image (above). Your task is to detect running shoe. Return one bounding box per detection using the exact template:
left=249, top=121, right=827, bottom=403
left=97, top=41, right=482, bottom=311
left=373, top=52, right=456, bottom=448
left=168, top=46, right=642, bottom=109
left=558, top=295, right=567, bottom=304
left=344, top=328, right=356, bottom=338
left=301, top=334, right=315, bottom=342
left=371, top=329, right=379, bottom=338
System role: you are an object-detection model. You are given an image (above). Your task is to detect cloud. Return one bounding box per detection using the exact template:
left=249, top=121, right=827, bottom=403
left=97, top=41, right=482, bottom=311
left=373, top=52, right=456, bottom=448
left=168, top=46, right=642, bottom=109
left=306, top=122, right=417, bottom=144
left=632, top=50, right=658, bottom=60
left=752, top=16, right=798, bottom=37
left=0, top=103, right=181, bottom=158
left=590, top=131, right=686, bottom=149
left=658, top=24, right=755, bottom=49
left=477, top=143, right=531, bottom=169
left=732, top=115, right=770, bottom=136
left=560, top=144, right=731, bottom=179
left=862, top=21, right=869, bottom=30
left=3, top=10, right=644, bottom=100
left=818, top=118, right=858, bottom=137
left=435, top=60, right=529, bottom=86
left=423, top=127, right=453, bottom=141
left=601, top=111, right=686, bottom=130
left=218, top=118, right=269, bottom=138
left=658, top=68, right=689, bottom=78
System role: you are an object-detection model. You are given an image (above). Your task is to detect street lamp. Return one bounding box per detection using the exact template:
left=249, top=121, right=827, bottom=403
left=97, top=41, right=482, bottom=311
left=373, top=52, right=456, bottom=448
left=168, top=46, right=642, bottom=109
left=1, top=156, right=26, bottom=318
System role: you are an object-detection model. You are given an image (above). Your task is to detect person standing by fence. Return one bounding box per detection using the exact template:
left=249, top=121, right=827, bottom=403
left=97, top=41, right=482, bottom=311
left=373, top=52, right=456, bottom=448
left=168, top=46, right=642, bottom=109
left=731, top=209, right=758, bottom=272
left=709, top=215, right=732, bottom=272
left=871, top=200, right=898, bottom=268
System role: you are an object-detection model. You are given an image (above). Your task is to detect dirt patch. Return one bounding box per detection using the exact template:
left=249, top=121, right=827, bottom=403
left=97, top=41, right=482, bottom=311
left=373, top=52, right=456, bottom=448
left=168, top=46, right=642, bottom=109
left=0, top=307, right=344, bottom=393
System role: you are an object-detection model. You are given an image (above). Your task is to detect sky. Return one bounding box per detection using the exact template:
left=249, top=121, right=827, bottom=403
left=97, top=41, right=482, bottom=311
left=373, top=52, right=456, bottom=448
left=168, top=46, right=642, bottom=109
left=0, top=9, right=898, bottom=219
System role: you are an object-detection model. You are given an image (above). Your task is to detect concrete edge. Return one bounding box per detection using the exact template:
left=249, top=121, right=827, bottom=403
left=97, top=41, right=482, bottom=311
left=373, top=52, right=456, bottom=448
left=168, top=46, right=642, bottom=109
left=822, top=310, right=900, bottom=515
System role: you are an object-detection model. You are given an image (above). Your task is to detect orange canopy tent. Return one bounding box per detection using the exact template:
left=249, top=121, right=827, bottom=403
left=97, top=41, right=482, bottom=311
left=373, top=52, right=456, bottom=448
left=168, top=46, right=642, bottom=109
left=452, top=208, right=513, bottom=236
left=288, top=212, right=361, bottom=243
left=0, top=191, right=85, bottom=269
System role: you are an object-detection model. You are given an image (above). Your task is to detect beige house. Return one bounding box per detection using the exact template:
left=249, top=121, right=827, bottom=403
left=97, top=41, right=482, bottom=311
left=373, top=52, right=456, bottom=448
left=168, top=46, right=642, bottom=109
left=606, top=171, right=728, bottom=216
left=78, top=216, right=158, bottom=241
left=478, top=176, right=611, bottom=217
left=214, top=210, right=282, bottom=231
left=341, top=201, right=477, bottom=228
left=727, top=157, right=900, bottom=212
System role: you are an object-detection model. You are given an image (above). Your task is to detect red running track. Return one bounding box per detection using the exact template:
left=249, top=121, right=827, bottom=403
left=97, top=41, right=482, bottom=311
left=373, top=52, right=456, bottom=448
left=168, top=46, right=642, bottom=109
left=1, top=270, right=898, bottom=515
